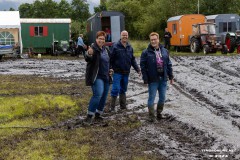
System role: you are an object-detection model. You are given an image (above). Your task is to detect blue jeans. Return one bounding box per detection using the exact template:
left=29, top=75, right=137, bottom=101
left=147, top=77, right=167, bottom=107
left=111, top=73, right=129, bottom=97
left=88, top=79, right=110, bottom=115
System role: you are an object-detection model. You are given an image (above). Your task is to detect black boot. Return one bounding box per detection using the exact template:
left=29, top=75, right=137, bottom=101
left=95, top=112, right=104, bottom=122
left=157, top=104, right=164, bottom=120
left=148, top=106, right=156, bottom=122
left=119, top=94, right=127, bottom=110
left=110, top=96, right=117, bottom=112
left=83, top=114, right=93, bottom=125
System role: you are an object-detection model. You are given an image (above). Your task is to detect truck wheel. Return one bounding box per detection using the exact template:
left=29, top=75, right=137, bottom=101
left=237, top=45, right=240, bottom=54
left=226, top=36, right=236, bottom=53
left=203, top=45, right=209, bottom=54
left=221, top=45, right=228, bottom=54
left=190, top=38, right=200, bottom=53
left=0, top=55, right=3, bottom=60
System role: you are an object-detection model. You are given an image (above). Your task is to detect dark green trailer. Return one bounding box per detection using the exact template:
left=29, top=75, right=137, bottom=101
left=20, top=18, right=71, bottom=53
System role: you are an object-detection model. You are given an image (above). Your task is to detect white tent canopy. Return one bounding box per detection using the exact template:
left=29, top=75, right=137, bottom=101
left=0, top=11, right=22, bottom=54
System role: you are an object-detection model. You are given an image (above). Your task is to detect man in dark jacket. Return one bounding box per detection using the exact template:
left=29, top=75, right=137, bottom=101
left=110, top=30, right=141, bottom=111
left=163, top=28, right=172, bottom=50
left=140, top=32, right=174, bottom=122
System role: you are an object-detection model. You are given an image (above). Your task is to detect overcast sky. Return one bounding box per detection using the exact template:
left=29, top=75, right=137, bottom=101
left=0, top=0, right=100, bottom=13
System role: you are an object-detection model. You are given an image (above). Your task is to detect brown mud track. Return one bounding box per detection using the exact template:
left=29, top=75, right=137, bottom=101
left=0, top=56, right=240, bottom=159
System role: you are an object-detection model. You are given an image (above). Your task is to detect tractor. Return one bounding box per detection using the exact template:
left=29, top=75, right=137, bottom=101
left=235, top=30, right=240, bottom=54
left=190, top=23, right=228, bottom=54
left=51, top=40, right=75, bottom=56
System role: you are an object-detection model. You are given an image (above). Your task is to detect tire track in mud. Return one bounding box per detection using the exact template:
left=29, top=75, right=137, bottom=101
left=174, top=80, right=240, bottom=131
left=131, top=119, right=235, bottom=160
left=171, top=56, right=240, bottom=131
left=116, top=79, right=239, bottom=159
left=211, top=62, right=240, bottom=78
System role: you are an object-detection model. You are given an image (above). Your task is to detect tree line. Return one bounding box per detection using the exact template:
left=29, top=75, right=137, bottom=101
left=5, top=0, right=240, bottom=40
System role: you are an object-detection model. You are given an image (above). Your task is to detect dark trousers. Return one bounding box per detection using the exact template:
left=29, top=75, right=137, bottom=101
left=77, top=45, right=85, bottom=56
left=164, top=40, right=171, bottom=50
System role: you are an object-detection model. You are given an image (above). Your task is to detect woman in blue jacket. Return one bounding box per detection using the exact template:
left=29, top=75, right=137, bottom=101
left=84, top=31, right=113, bottom=125
left=140, top=32, right=174, bottom=122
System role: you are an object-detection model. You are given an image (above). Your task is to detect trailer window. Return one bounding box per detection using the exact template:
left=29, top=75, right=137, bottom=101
left=219, top=22, right=236, bottom=32
left=229, top=22, right=236, bottom=32
left=223, top=22, right=228, bottom=32
left=172, top=24, right=177, bottom=34
left=0, top=31, right=15, bottom=45
left=34, top=26, right=43, bottom=36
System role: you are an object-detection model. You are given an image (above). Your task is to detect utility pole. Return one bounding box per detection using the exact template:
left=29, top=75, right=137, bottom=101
left=198, top=0, right=200, bottom=14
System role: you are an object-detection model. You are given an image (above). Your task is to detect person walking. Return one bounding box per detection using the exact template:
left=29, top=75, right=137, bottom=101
left=163, top=28, right=172, bottom=50
left=84, top=31, right=113, bottom=125
left=110, top=30, right=141, bottom=111
left=77, top=34, right=86, bottom=56
left=140, top=32, right=174, bottom=122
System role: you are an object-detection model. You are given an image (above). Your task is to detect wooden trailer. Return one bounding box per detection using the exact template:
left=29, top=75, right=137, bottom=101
left=167, top=14, right=206, bottom=48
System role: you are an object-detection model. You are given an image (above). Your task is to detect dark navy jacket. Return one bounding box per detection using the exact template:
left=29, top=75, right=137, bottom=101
left=110, top=40, right=140, bottom=74
left=140, top=44, right=173, bottom=84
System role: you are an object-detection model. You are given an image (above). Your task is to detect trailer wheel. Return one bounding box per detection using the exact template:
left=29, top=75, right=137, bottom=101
left=0, top=55, right=2, bottom=60
left=226, top=36, right=236, bottom=53
left=190, top=38, right=200, bottom=53
left=203, top=45, right=209, bottom=54
left=221, top=45, right=228, bottom=54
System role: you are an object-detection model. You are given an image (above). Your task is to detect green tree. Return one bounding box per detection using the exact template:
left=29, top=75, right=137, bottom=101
left=19, top=3, right=33, bottom=18
left=200, top=0, right=240, bottom=15
left=71, top=0, right=90, bottom=22
left=94, top=0, right=107, bottom=13
left=9, top=7, right=15, bottom=11
left=57, top=0, right=73, bottom=18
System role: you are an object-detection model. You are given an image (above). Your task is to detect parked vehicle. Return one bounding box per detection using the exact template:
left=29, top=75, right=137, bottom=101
left=0, top=11, right=22, bottom=60
left=167, top=14, right=206, bottom=52
left=190, top=23, right=227, bottom=54
left=51, top=40, right=75, bottom=56
left=0, top=44, right=14, bottom=60
left=206, top=14, right=240, bottom=53
left=20, top=18, right=71, bottom=53
left=235, top=30, right=240, bottom=54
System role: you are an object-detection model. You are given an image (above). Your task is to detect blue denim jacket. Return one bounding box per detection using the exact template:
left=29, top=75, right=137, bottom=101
left=110, top=40, right=140, bottom=74
left=140, top=44, right=173, bottom=84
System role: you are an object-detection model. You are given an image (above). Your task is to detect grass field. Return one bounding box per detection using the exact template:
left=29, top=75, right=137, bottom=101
left=0, top=75, right=159, bottom=159
left=130, top=40, right=239, bottom=57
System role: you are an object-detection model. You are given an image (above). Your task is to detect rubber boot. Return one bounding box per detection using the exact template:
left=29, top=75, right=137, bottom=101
left=148, top=106, right=156, bottom=122
left=157, top=104, right=164, bottom=120
left=119, top=94, right=127, bottom=110
left=95, top=112, right=104, bottom=122
left=83, top=114, right=93, bottom=126
left=110, top=96, right=117, bottom=112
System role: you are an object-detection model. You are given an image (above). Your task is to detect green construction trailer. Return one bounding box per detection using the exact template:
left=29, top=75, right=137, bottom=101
left=20, top=18, right=71, bottom=53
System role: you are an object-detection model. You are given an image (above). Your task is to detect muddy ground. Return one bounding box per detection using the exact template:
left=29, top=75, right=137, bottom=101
left=0, top=55, right=240, bottom=159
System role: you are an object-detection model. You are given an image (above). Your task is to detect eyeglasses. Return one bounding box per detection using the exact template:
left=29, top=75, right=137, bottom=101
left=97, top=38, right=105, bottom=41
left=150, top=38, right=158, bottom=41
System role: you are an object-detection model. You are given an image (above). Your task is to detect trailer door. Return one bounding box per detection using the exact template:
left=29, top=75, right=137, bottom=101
left=111, top=16, right=121, bottom=43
